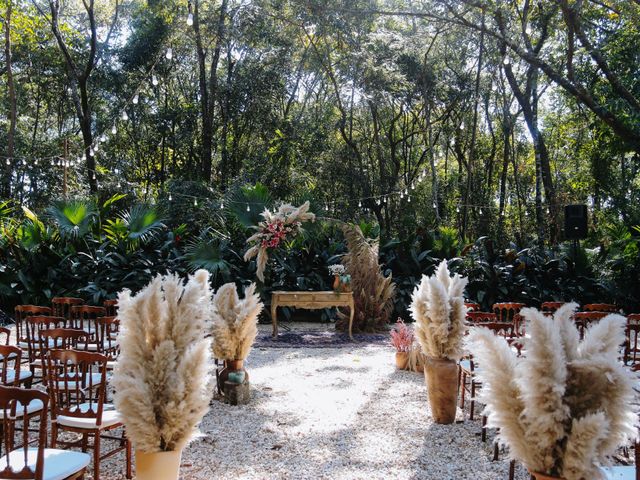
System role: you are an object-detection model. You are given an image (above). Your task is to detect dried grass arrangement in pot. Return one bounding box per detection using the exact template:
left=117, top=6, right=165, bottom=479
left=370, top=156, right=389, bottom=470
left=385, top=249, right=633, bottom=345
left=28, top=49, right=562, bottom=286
left=410, top=260, right=468, bottom=424
left=112, top=270, right=213, bottom=480
left=210, top=282, right=263, bottom=394
left=467, top=303, right=638, bottom=480
left=390, top=319, right=414, bottom=370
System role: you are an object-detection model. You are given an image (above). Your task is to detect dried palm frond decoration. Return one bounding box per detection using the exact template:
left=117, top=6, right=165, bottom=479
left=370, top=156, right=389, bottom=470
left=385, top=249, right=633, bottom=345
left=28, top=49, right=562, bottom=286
left=468, top=303, right=638, bottom=480
left=339, top=223, right=395, bottom=332
left=210, top=282, right=263, bottom=361
left=410, top=260, right=468, bottom=360
left=113, top=270, right=213, bottom=453
left=243, top=201, right=315, bottom=282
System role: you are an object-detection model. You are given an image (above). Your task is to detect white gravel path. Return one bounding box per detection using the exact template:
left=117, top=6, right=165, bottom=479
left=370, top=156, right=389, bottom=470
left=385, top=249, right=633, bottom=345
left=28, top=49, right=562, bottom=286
left=99, top=341, right=530, bottom=479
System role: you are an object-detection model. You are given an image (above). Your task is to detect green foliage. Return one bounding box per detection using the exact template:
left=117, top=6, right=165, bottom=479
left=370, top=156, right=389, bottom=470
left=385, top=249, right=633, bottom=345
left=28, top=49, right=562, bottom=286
left=227, top=183, right=273, bottom=229
left=47, top=200, right=97, bottom=239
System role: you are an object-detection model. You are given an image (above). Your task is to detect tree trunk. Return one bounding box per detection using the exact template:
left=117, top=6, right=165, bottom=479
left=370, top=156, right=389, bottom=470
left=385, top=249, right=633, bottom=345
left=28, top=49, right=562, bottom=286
left=3, top=0, right=16, bottom=198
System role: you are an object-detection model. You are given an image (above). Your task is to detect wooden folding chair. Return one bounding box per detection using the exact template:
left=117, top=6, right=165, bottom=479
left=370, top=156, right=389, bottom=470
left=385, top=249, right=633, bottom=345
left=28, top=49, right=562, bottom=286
left=24, top=317, right=66, bottom=381
left=51, top=298, right=84, bottom=322
left=103, top=299, right=118, bottom=317
left=69, top=306, right=106, bottom=340
left=0, top=385, right=90, bottom=479
left=46, top=349, right=131, bottom=480
left=583, top=303, right=618, bottom=313
left=573, top=311, right=608, bottom=339
left=13, top=307, right=52, bottom=352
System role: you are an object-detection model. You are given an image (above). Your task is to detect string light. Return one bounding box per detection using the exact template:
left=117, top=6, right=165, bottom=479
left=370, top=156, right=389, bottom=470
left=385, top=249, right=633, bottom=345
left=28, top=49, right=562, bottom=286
left=194, top=198, right=198, bottom=207
left=121, top=111, right=129, bottom=121
left=358, top=200, right=362, bottom=208
left=165, top=48, right=173, bottom=60
left=100, top=134, right=107, bottom=142
left=407, top=196, right=411, bottom=203
left=479, top=208, right=483, bottom=215
left=187, top=12, right=194, bottom=26
left=456, top=206, right=460, bottom=213
left=220, top=201, right=224, bottom=209
left=152, top=75, right=159, bottom=86
left=132, top=94, right=139, bottom=105
left=246, top=204, right=250, bottom=212
left=168, top=193, right=172, bottom=201
left=111, top=124, right=117, bottom=134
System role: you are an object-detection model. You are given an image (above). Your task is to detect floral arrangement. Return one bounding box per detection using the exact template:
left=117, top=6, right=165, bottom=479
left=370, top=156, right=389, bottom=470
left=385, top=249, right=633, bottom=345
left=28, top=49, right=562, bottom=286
left=410, top=260, right=468, bottom=360
left=210, top=282, right=264, bottom=361
left=467, top=303, right=638, bottom=480
left=113, top=270, right=212, bottom=453
left=390, top=318, right=414, bottom=353
left=244, top=201, right=315, bottom=281
left=328, top=264, right=346, bottom=276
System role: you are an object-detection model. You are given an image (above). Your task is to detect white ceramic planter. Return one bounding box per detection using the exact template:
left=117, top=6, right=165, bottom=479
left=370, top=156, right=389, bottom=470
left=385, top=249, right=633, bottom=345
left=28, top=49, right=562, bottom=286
left=136, top=449, right=182, bottom=480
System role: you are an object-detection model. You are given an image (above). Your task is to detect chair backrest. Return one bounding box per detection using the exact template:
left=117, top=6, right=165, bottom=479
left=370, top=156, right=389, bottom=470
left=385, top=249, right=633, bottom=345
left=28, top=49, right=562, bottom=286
left=492, top=303, right=526, bottom=323
left=46, top=349, right=108, bottom=427
left=92, top=317, right=120, bottom=360
left=0, top=327, right=10, bottom=346
left=25, top=316, right=66, bottom=364
left=0, top=385, right=49, bottom=479
left=39, top=328, right=91, bottom=352
left=541, top=301, right=565, bottom=313
left=573, top=311, right=609, bottom=339
left=69, top=306, right=106, bottom=333
left=625, top=323, right=640, bottom=368
left=466, top=311, right=498, bottom=324
left=464, top=302, right=481, bottom=312
left=13, top=306, right=52, bottom=344
left=0, top=346, right=22, bottom=386
left=103, top=299, right=118, bottom=317
left=51, top=297, right=84, bottom=320
left=476, top=322, right=523, bottom=355
left=583, top=303, right=618, bottom=313
left=628, top=314, right=640, bottom=325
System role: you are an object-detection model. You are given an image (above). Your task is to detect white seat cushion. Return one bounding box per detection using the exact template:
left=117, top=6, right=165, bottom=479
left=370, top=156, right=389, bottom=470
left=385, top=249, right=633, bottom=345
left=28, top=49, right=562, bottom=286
left=54, top=372, right=103, bottom=391
left=0, top=447, right=90, bottom=480
left=5, top=369, right=33, bottom=384
left=106, top=360, right=118, bottom=370
left=0, top=352, right=19, bottom=360
left=0, top=398, right=44, bottom=418
left=56, top=402, right=121, bottom=429
left=601, top=466, right=636, bottom=479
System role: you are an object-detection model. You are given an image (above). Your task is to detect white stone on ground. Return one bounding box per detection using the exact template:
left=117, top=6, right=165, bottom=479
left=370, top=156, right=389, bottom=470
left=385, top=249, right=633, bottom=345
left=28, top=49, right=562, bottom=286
left=96, top=332, right=531, bottom=479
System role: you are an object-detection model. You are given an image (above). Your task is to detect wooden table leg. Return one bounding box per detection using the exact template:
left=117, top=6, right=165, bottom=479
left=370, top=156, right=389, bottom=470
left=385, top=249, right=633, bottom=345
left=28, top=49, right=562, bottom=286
left=348, top=299, right=355, bottom=341
left=271, top=301, right=278, bottom=339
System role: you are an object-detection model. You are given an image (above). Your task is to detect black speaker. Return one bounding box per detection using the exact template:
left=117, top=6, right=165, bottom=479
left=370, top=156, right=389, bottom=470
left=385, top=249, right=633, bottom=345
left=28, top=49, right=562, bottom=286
left=565, top=204, right=588, bottom=239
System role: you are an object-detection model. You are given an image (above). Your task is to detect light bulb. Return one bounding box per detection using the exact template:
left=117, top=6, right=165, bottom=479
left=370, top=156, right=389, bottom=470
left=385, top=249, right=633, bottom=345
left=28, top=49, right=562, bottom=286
left=479, top=208, right=483, bottom=215
left=89, top=147, right=94, bottom=156
left=82, top=154, right=86, bottom=161
left=503, top=57, right=510, bottom=66
left=400, top=192, right=404, bottom=199
left=407, top=196, right=411, bottom=203
left=100, top=134, right=107, bottom=142
left=168, top=193, right=172, bottom=201
left=460, top=121, right=465, bottom=130
left=220, top=202, right=224, bottom=209
left=133, top=94, right=139, bottom=104
left=122, top=111, right=129, bottom=121
left=5, top=159, right=10, bottom=166
left=246, top=204, right=250, bottom=212
left=187, top=12, right=193, bottom=26
left=92, top=173, right=96, bottom=180
left=524, top=210, right=529, bottom=217
left=456, top=206, right=460, bottom=213
left=194, top=198, right=198, bottom=207
left=166, top=48, right=173, bottom=60
left=114, top=168, right=119, bottom=174
left=152, top=75, right=159, bottom=86
left=34, top=159, right=38, bottom=166
left=358, top=201, right=362, bottom=208
left=111, top=125, right=117, bottom=134
left=433, top=202, right=437, bottom=208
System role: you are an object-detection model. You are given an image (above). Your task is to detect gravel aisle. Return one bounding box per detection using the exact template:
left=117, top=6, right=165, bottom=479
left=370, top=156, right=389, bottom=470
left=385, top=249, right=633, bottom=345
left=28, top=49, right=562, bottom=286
left=101, top=344, right=528, bottom=479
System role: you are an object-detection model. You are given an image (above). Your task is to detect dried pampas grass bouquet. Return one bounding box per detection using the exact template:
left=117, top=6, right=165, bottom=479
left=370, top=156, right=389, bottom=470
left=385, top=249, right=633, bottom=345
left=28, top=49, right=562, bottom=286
left=113, top=270, right=213, bottom=453
left=468, top=303, right=638, bottom=480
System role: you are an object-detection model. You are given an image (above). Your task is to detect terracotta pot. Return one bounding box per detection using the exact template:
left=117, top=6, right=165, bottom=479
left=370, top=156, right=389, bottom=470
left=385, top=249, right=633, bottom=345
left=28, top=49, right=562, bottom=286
left=136, top=449, right=182, bottom=480
left=423, top=356, right=458, bottom=424
left=395, top=351, right=409, bottom=370
left=217, top=359, right=249, bottom=394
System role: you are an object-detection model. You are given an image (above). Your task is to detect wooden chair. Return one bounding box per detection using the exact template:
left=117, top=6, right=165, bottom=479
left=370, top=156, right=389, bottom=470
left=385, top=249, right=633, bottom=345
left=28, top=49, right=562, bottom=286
left=492, top=302, right=526, bottom=335
left=13, top=306, right=52, bottom=351
left=24, top=317, right=66, bottom=380
left=583, top=303, right=618, bottom=313
left=69, top=306, right=106, bottom=338
left=624, top=323, right=640, bottom=369
left=93, top=317, right=120, bottom=367
left=541, top=301, right=565, bottom=313
left=0, top=385, right=90, bottom=480
left=51, top=298, right=84, bottom=321
left=0, top=346, right=32, bottom=388
left=103, top=299, right=118, bottom=317
left=0, top=327, right=10, bottom=346
left=573, top=311, right=609, bottom=339
left=626, top=313, right=640, bottom=325
left=46, top=349, right=132, bottom=480
left=38, top=329, right=90, bottom=353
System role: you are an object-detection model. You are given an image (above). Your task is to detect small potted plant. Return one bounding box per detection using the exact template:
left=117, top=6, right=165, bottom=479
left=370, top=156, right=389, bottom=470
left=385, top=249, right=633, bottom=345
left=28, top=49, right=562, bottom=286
left=113, top=270, right=213, bottom=480
left=210, top=282, right=263, bottom=394
left=468, top=303, right=638, bottom=480
left=410, top=260, right=468, bottom=424
left=390, top=318, right=414, bottom=370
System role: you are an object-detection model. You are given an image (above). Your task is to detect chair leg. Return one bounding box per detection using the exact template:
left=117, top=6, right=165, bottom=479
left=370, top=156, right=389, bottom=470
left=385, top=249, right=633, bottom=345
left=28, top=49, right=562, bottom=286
left=93, top=433, right=101, bottom=480
left=50, top=422, right=58, bottom=448
left=493, top=440, right=499, bottom=461
left=470, top=380, right=476, bottom=421
left=481, top=415, right=487, bottom=442
left=125, top=433, right=132, bottom=479
left=81, top=433, right=89, bottom=452
left=459, top=372, right=466, bottom=409
left=509, top=459, right=515, bottom=480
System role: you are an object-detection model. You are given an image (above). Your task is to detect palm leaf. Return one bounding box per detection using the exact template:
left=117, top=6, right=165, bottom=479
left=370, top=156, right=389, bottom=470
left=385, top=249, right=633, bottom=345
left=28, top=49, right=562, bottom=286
left=120, top=204, right=165, bottom=243
left=227, top=183, right=273, bottom=228
left=46, top=200, right=97, bottom=239
left=184, top=230, right=230, bottom=279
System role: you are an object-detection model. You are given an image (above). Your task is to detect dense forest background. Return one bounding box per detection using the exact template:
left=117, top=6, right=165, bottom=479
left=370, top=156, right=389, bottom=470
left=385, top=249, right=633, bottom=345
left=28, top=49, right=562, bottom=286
left=1, top=0, right=639, bottom=318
